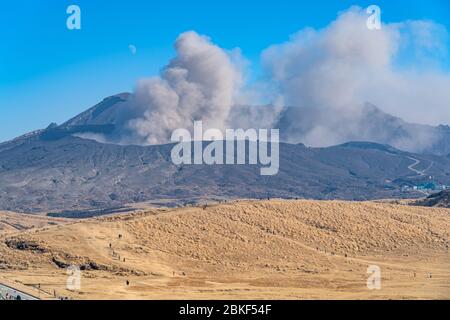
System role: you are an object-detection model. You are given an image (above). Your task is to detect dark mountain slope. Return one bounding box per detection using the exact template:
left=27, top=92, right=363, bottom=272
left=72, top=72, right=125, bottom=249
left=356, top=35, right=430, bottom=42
left=415, top=190, right=450, bottom=208
left=1, top=135, right=449, bottom=214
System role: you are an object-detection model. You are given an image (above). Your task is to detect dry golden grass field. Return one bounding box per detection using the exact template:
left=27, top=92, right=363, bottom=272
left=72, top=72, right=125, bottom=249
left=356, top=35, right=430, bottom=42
left=0, top=200, right=449, bottom=300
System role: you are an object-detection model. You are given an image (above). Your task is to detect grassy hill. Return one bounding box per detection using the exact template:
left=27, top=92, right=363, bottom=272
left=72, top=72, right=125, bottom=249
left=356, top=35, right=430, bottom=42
left=1, top=200, right=449, bottom=299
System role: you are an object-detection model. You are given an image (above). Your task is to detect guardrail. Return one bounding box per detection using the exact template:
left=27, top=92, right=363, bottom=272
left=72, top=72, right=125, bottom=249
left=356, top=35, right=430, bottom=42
left=0, top=283, right=40, bottom=300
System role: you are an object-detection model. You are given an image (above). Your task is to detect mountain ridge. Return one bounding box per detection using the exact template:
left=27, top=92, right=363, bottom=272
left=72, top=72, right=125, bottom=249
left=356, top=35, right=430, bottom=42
left=1, top=133, right=449, bottom=214
left=1, top=94, right=450, bottom=215
left=19, top=92, right=450, bottom=156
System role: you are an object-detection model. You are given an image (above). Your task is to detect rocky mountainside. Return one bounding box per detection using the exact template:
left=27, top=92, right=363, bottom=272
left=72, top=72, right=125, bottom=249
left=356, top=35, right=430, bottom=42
left=415, top=190, right=450, bottom=208
left=1, top=132, right=450, bottom=214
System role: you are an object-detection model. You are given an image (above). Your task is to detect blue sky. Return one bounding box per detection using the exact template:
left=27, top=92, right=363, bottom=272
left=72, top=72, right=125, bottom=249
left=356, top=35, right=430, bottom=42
left=1, top=0, right=450, bottom=142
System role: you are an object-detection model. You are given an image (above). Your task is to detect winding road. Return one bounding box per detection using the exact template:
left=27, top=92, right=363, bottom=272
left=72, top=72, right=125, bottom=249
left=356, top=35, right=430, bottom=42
left=407, top=156, right=434, bottom=178
left=405, top=156, right=435, bottom=195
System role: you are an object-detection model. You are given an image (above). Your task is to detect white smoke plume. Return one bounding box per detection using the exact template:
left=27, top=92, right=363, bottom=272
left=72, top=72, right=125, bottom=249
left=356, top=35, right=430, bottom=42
left=125, top=31, right=243, bottom=144
left=87, top=7, right=450, bottom=153
left=262, top=6, right=450, bottom=150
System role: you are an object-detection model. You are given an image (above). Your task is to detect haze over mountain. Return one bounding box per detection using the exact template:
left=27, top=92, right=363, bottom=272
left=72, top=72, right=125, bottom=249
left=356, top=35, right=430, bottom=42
left=24, top=7, right=449, bottom=153
left=32, top=7, right=450, bottom=155
left=54, top=92, right=450, bottom=156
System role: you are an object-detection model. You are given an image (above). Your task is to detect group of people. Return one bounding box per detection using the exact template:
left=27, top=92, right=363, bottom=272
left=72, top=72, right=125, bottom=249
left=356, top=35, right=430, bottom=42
left=0, top=291, right=22, bottom=300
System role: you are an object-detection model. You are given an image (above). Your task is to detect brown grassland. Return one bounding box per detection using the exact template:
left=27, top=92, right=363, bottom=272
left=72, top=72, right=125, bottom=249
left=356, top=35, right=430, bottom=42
left=0, top=200, right=449, bottom=300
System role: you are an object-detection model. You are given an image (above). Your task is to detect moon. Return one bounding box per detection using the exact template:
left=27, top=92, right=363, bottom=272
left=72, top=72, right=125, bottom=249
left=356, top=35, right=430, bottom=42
left=128, top=44, right=137, bottom=55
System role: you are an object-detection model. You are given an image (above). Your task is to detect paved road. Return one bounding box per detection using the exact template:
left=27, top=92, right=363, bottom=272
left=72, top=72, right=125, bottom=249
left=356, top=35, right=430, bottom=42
left=0, top=283, right=39, bottom=300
